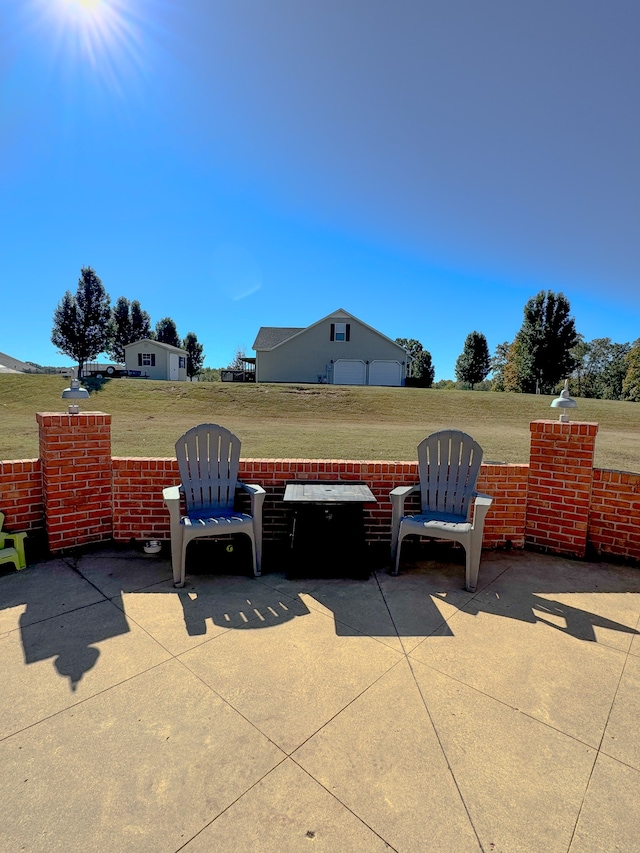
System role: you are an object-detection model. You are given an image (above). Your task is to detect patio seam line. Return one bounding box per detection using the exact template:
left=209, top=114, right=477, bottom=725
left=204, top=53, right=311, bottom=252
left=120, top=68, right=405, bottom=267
left=405, top=654, right=610, bottom=753
left=0, top=655, right=176, bottom=744
left=565, top=609, right=640, bottom=852
left=170, top=755, right=292, bottom=853
left=0, top=596, right=110, bottom=636
left=403, top=653, right=486, bottom=851
left=172, top=652, right=295, bottom=755
left=344, top=572, right=485, bottom=849
left=178, top=643, right=407, bottom=759
left=62, top=554, right=118, bottom=600
left=295, top=587, right=408, bottom=655
left=173, top=756, right=402, bottom=853
left=283, top=656, right=408, bottom=759
left=288, top=758, right=402, bottom=853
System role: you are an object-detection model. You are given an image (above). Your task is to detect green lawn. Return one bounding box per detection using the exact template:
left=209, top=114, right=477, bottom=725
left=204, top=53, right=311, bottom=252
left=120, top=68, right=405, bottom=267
left=1, top=374, right=638, bottom=472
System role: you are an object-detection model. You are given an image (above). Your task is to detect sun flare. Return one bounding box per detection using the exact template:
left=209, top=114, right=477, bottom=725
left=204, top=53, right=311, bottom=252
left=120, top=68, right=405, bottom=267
left=33, top=0, right=147, bottom=93
left=68, top=0, right=102, bottom=8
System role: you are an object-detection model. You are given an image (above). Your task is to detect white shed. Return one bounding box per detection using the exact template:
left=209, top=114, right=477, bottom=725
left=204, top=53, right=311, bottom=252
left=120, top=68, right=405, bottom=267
left=124, top=339, right=188, bottom=381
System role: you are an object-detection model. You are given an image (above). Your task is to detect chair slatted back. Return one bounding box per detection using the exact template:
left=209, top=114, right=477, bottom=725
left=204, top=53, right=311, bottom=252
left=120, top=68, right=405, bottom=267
left=176, top=424, right=241, bottom=513
left=418, top=430, right=483, bottom=518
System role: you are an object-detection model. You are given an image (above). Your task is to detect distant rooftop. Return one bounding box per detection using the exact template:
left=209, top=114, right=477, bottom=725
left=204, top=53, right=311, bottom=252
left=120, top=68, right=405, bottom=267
left=252, top=327, right=305, bottom=350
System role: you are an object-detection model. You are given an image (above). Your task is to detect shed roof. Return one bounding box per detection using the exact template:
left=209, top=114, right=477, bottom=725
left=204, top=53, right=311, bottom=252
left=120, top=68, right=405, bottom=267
left=124, top=339, right=187, bottom=355
left=252, top=327, right=305, bottom=350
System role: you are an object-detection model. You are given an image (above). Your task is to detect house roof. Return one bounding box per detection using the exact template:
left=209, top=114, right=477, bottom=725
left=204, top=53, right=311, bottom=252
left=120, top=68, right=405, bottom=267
left=124, top=339, right=187, bottom=355
left=252, top=309, right=407, bottom=355
left=252, top=327, right=305, bottom=350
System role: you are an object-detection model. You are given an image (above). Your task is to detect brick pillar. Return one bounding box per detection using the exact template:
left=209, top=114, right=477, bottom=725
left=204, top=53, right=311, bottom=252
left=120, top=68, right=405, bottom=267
left=525, top=419, right=598, bottom=558
left=36, top=412, right=113, bottom=551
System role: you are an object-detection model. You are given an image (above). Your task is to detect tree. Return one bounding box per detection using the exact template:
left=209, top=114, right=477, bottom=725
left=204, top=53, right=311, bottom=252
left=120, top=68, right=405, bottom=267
left=622, top=340, right=640, bottom=402
left=455, top=331, right=490, bottom=389
left=395, top=338, right=435, bottom=387
left=228, top=346, right=247, bottom=369
left=155, top=317, right=180, bottom=348
left=569, top=336, right=590, bottom=397
left=489, top=341, right=510, bottom=391
left=108, top=296, right=132, bottom=363
left=412, top=349, right=435, bottom=387
left=130, top=300, right=152, bottom=342
left=503, top=339, right=527, bottom=392
left=107, top=297, right=153, bottom=363
left=183, top=332, right=205, bottom=379
left=51, top=266, right=111, bottom=375
left=574, top=338, right=631, bottom=400
left=511, top=290, right=578, bottom=393
left=199, top=366, right=221, bottom=382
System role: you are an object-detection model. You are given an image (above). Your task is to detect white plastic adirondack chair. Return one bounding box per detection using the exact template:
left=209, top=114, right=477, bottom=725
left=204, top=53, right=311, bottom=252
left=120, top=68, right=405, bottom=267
left=389, top=430, right=493, bottom=592
left=163, top=424, right=266, bottom=587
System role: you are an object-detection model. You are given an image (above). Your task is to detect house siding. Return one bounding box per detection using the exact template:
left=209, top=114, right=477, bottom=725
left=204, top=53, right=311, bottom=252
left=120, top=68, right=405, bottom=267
left=124, top=340, right=188, bottom=381
left=257, top=315, right=405, bottom=384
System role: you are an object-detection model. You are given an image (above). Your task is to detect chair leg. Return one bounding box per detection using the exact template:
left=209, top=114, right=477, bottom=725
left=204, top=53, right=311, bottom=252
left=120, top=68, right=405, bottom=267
left=465, top=535, right=482, bottom=593
left=245, top=530, right=259, bottom=578
left=252, top=522, right=262, bottom=577
left=173, top=534, right=187, bottom=588
left=392, top=530, right=404, bottom=576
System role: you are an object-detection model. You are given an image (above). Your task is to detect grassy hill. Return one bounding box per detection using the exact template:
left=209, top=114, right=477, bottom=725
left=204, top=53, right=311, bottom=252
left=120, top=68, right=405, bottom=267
left=1, top=374, right=638, bottom=472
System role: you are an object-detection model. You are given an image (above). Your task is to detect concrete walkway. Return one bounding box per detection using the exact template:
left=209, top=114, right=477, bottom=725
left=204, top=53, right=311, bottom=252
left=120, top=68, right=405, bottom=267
left=1, top=546, right=639, bottom=852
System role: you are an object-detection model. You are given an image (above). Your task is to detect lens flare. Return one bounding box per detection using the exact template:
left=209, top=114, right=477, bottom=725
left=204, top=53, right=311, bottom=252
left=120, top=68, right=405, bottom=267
left=30, top=0, right=148, bottom=95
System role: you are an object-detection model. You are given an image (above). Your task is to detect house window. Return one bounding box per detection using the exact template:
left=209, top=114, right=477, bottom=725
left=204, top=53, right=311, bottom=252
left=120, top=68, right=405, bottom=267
left=179, top=357, right=186, bottom=368
left=330, top=322, right=350, bottom=342
left=138, top=353, right=156, bottom=367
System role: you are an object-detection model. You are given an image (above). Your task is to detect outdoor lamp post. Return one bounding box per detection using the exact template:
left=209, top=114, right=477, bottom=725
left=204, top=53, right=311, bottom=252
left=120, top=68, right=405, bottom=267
left=550, top=379, right=577, bottom=422
left=61, top=374, right=89, bottom=414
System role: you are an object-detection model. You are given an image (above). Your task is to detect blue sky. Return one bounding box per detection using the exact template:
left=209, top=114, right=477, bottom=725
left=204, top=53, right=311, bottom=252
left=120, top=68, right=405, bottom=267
left=2, top=0, right=639, bottom=379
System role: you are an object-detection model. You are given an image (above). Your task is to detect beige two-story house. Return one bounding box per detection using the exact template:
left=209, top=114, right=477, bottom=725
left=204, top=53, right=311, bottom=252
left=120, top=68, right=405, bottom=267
left=252, top=309, right=408, bottom=386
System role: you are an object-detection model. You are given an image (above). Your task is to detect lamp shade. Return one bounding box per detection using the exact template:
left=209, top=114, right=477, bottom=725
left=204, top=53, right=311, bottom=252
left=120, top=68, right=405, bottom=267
left=61, top=379, right=89, bottom=400
left=550, top=379, right=577, bottom=421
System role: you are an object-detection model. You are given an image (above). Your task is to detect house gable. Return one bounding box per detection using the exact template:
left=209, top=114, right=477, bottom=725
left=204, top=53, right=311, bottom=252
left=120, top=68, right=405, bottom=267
left=255, top=309, right=406, bottom=356
left=253, top=309, right=408, bottom=385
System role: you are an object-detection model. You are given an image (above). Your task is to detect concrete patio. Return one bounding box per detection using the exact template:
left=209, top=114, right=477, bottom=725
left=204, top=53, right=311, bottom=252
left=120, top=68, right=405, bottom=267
left=1, top=545, right=639, bottom=852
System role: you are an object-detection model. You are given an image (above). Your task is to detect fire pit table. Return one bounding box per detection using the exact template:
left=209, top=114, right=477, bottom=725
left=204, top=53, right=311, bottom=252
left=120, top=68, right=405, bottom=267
left=283, top=482, right=377, bottom=578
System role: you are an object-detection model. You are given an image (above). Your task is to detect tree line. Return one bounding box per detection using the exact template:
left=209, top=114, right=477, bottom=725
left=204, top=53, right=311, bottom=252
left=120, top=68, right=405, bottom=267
left=400, top=289, right=640, bottom=400
left=51, top=266, right=205, bottom=378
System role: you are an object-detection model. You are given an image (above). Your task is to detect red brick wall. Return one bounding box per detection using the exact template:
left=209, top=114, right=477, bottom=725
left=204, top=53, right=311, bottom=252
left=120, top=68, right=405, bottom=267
left=479, top=464, right=529, bottom=548
left=0, top=460, right=43, bottom=532
left=525, top=420, right=598, bottom=557
left=110, top=457, right=530, bottom=548
left=112, top=457, right=178, bottom=541
left=36, top=412, right=113, bottom=550
left=2, top=415, right=638, bottom=565
left=589, top=469, right=640, bottom=562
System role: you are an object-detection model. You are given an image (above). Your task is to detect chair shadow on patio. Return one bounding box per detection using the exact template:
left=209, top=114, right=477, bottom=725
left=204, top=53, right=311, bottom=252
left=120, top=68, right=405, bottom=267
left=4, top=544, right=640, bottom=696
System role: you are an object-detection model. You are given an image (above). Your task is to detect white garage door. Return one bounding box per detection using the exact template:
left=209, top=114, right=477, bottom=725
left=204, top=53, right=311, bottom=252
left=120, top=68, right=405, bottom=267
left=369, top=360, right=402, bottom=386
left=333, top=359, right=366, bottom=385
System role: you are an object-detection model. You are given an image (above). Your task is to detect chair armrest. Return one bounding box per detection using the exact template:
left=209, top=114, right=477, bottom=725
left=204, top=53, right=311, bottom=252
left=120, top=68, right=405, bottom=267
left=162, top=485, right=184, bottom=528
left=239, top=483, right=266, bottom=518
left=471, top=493, right=493, bottom=530
left=389, top=484, right=420, bottom=515
left=390, top=483, right=420, bottom=543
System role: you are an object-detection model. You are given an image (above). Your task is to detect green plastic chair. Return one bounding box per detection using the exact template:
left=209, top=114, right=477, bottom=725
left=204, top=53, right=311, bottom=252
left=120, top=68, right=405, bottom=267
left=0, top=547, right=20, bottom=571
left=0, top=511, right=28, bottom=570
